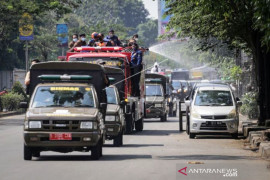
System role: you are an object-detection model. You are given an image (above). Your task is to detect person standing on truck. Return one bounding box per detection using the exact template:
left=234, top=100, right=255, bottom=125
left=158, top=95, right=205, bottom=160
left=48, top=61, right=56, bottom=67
left=128, top=34, right=139, bottom=46
left=105, top=29, right=121, bottom=46
left=68, top=33, right=87, bottom=52
left=24, top=59, right=40, bottom=86
left=97, top=33, right=113, bottom=47
left=130, top=43, right=143, bottom=96
left=68, top=34, right=79, bottom=50
left=88, top=32, right=99, bottom=47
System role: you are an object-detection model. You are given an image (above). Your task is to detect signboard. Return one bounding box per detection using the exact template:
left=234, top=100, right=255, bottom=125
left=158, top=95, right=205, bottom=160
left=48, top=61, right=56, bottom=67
left=158, top=0, right=172, bottom=35
left=19, top=13, right=34, bottom=41
left=56, top=24, right=68, bottom=47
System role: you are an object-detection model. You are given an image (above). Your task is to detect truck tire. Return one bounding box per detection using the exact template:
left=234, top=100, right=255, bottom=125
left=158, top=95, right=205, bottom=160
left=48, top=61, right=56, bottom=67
left=231, top=133, right=238, bottom=139
left=32, top=151, right=40, bottom=158
left=189, top=133, right=196, bottom=139
left=113, top=130, right=123, bottom=147
left=135, top=118, right=143, bottom=131
left=125, top=114, right=133, bottom=134
left=160, top=113, right=167, bottom=122
left=91, top=140, right=102, bottom=160
left=24, top=144, right=32, bottom=160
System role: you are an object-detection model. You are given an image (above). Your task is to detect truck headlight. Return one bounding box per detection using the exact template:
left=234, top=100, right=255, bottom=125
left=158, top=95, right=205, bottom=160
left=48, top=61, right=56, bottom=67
left=105, top=116, right=115, bottom=121
left=80, top=121, right=93, bottom=129
left=227, top=109, right=236, bottom=119
left=191, top=111, right=201, bottom=119
left=29, top=121, right=41, bottom=129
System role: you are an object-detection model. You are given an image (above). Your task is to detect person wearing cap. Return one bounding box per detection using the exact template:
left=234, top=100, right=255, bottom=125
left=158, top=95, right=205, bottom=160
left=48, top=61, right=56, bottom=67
left=68, top=34, right=79, bottom=49
left=24, top=59, right=40, bottom=87
left=88, top=32, right=99, bottom=47
left=105, top=29, right=121, bottom=46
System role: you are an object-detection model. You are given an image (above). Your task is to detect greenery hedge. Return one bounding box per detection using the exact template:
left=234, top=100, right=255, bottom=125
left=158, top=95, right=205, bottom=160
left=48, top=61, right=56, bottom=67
left=240, top=92, right=259, bottom=119
left=0, top=81, right=28, bottom=112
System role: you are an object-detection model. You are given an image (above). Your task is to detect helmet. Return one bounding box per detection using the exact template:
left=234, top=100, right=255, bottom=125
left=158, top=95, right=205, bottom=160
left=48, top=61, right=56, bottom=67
left=91, top=32, right=99, bottom=39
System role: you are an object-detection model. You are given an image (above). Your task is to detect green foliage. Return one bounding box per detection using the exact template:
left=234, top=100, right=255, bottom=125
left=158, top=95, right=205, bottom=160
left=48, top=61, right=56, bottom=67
left=11, top=81, right=28, bottom=101
left=0, top=93, right=24, bottom=111
left=240, top=92, right=259, bottom=119
left=136, top=19, right=158, bottom=47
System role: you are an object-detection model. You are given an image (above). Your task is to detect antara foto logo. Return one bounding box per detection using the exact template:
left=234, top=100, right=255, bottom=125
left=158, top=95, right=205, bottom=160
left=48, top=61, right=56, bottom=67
left=178, top=167, right=188, bottom=176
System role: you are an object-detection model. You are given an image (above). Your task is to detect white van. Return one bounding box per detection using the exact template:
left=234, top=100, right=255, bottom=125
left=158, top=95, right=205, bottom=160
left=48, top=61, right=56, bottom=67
left=185, top=84, right=242, bottom=139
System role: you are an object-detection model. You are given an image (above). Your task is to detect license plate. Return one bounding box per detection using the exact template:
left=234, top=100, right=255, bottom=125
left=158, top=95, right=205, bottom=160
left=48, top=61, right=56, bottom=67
left=155, top=104, right=162, bottom=107
left=207, top=121, right=222, bottom=126
left=49, top=133, right=72, bottom=140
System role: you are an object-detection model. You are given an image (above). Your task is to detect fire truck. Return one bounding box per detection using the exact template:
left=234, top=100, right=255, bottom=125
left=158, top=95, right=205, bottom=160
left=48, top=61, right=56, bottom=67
left=62, top=46, right=146, bottom=134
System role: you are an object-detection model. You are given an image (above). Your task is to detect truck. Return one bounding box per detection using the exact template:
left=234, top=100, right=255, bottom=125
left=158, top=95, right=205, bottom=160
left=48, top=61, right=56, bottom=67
left=66, top=46, right=146, bottom=134
left=21, top=62, right=107, bottom=160
left=144, top=73, right=168, bottom=122
left=104, top=67, right=126, bottom=146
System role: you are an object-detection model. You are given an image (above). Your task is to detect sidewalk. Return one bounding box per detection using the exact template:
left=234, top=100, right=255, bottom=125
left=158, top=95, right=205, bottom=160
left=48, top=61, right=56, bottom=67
left=239, top=113, right=258, bottom=134
left=0, top=111, right=24, bottom=118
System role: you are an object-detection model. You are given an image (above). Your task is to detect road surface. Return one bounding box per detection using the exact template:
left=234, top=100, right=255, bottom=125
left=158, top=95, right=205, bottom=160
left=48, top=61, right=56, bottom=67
left=0, top=114, right=269, bottom=180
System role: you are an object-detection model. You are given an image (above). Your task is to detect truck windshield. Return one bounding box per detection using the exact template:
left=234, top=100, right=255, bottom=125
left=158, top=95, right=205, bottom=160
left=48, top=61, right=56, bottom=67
left=145, top=85, right=163, bottom=96
left=172, top=81, right=180, bottom=89
left=32, top=86, right=95, bottom=108
left=194, top=90, right=233, bottom=106
left=106, top=87, right=118, bottom=104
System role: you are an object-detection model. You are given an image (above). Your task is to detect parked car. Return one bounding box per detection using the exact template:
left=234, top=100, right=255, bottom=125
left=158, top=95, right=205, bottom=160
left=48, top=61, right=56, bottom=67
left=185, top=83, right=242, bottom=139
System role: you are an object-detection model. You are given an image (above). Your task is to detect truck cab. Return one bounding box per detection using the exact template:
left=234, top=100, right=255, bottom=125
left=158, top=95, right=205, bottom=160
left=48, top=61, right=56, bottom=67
left=144, top=73, right=168, bottom=122
left=21, top=62, right=107, bottom=160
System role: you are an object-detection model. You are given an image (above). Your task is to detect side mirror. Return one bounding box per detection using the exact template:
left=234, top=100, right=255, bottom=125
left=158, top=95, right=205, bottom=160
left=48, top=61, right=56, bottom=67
left=120, top=100, right=126, bottom=106
left=100, top=103, right=107, bottom=111
left=237, top=101, right=242, bottom=106
left=185, top=100, right=191, bottom=107
left=20, top=102, right=28, bottom=109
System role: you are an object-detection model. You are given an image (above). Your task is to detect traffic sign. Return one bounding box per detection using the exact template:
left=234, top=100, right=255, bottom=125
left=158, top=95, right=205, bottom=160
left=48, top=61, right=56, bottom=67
left=56, top=24, right=68, bottom=47
left=19, top=13, right=34, bottom=41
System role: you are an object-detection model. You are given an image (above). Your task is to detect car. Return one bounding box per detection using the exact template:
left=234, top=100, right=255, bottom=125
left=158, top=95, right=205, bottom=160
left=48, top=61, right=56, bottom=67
left=185, top=83, right=242, bottom=139
left=105, top=85, right=125, bottom=146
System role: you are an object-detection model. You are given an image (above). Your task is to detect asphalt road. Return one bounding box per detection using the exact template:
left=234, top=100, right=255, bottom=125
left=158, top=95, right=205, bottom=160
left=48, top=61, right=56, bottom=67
left=0, top=114, right=269, bottom=180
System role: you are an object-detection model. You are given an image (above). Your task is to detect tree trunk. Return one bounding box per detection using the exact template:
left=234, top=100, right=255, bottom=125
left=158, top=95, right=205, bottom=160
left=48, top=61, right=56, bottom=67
left=254, top=33, right=270, bottom=125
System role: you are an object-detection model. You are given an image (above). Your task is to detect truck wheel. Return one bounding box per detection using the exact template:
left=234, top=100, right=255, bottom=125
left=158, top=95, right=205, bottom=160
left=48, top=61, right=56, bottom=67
left=189, top=133, right=196, bottom=139
left=125, top=114, right=133, bottom=134
left=231, top=133, right=238, bottom=139
left=91, top=140, right=102, bottom=160
left=24, top=144, right=32, bottom=160
left=113, top=130, right=123, bottom=147
left=32, top=151, right=40, bottom=158
left=135, top=118, right=143, bottom=131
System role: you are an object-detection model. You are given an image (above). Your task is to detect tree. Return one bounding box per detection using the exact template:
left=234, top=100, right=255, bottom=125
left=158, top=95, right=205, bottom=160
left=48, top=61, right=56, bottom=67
left=137, top=19, right=158, bottom=47
left=0, top=0, right=80, bottom=70
left=165, top=0, right=270, bottom=125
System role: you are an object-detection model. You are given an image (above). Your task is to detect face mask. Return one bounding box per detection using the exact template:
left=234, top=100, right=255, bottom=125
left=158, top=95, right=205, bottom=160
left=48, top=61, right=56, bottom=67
left=73, top=38, right=78, bottom=42
left=109, top=34, right=113, bottom=37
left=81, top=37, right=86, bottom=41
left=135, top=38, right=138, bottom=41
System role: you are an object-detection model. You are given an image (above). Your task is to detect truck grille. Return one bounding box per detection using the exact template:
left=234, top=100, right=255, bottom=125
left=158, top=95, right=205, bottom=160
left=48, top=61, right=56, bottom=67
left=41, top=120, right=80, bottom=131
left=201, top=115, right=227, bottom=120
left=200, top=122, right=227, bottom=130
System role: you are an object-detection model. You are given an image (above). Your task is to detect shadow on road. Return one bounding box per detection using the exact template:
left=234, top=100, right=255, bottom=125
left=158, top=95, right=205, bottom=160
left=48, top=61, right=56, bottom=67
left=134, top=129, right=181, bottom=136
left=36, top=154, right=152, bottom=161
left=144, top=119, right=178, bottom=123
left=157, top=154, right=260, bottom=161
left=104, top=144, right=164, bottom=148
left=195, top=135, right=239, bottom=139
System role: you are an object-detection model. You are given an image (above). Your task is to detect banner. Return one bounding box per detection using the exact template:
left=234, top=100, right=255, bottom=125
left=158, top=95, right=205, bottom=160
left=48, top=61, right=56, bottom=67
left=56, top=24, right=68, bottom=47
left=19, top=13, right=34, bottom=41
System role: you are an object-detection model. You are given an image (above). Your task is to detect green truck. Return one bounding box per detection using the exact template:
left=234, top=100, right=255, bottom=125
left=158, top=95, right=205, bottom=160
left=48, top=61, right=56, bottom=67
left=144, top=73, right=168, bottom=122
left=21, top=62, right=107, bottom=160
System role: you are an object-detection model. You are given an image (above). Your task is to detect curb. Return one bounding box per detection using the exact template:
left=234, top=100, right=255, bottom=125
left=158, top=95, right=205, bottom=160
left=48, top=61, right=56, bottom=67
left=0, top=111, right=24, bottom=118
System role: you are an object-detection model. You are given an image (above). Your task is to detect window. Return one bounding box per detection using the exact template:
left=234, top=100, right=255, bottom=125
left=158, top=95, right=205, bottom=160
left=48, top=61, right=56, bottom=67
left=146, top=85, right=163, bottom=96
left=106, top=87, right=118, bottom=104
left=32, top=86, right=95, bottom=108
left=194, top=90, right=233, bottom=106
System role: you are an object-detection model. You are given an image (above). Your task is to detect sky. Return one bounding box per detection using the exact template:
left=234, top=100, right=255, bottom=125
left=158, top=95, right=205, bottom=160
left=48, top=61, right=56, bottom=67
left=142, top=0, right=158, bottom=19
